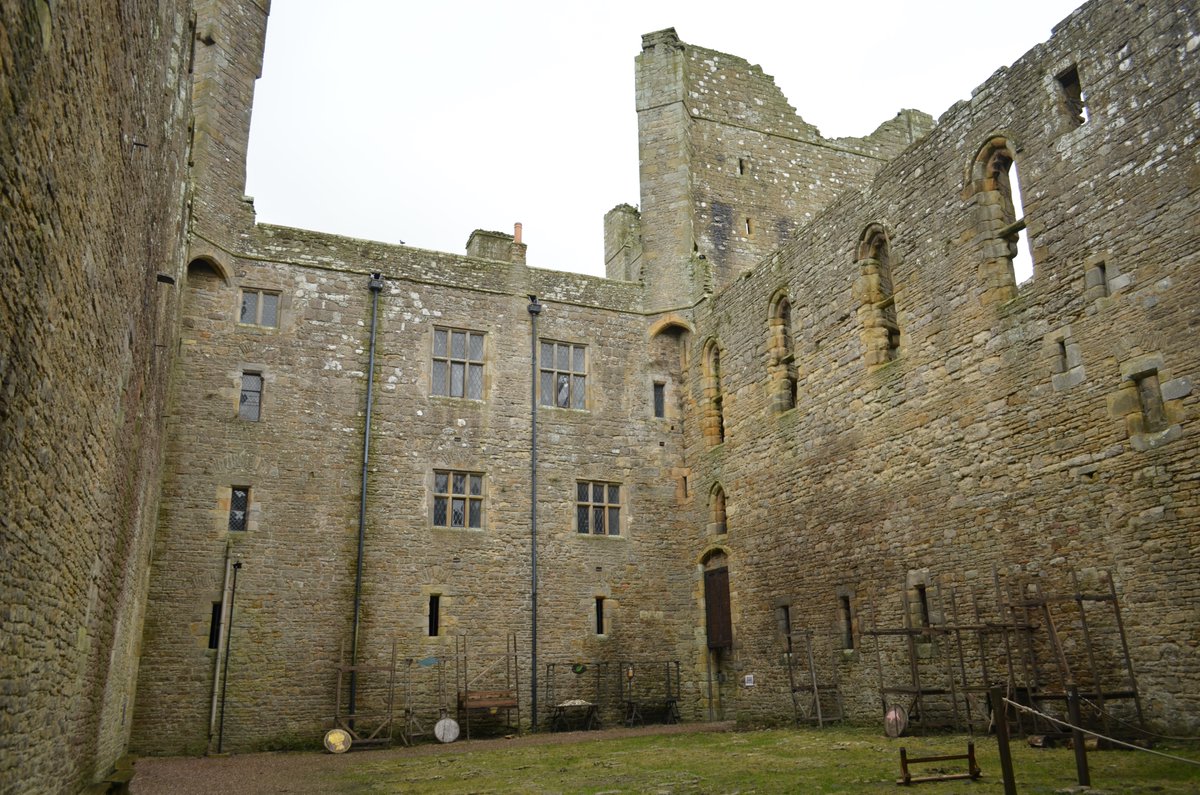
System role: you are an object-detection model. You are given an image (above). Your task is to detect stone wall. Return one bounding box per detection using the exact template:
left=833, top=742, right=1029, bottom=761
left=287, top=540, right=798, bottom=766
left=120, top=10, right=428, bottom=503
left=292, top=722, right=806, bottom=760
left=677, top=0, right=1199, bottom=730
left=0, top=0, right=193, bottom=791
left=128, top=0, right=1200, bottom=755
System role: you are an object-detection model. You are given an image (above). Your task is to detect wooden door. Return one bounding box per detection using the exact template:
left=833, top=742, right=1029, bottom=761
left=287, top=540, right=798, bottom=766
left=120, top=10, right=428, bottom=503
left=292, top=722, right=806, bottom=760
left=705, top=567, right=732, bottom=649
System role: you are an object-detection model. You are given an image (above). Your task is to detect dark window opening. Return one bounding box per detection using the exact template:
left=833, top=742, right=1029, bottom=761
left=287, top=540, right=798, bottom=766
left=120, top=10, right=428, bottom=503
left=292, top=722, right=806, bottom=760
left=229, top=487, right=249, bottom=532
left=738, top=158, right=747, bottom=176
left=839, top=596, right=854, bottom=650
left=682, top=475, right=689, bottom=498
left=428, top=594, right=441, bottom=637
left=653, top=382, right=665, bottom=418
left=208, top=602, right=222, bottom=649
left=595, top=597, right=605, bottom=635
left=239, top=372, right=262, bottom=421
left=1056, top=65, right=1087, bottom=126
left=1057, top=339, right=1068, bottom=373
left=711, top=486, right=727, bottom=535
left=780, top=605, right=793, bottom=655
left=1136, top=371, right=1168, bottom=432
left=915, top=584, right=931, bottom=628
left=745, top=217, right=753, bottom=236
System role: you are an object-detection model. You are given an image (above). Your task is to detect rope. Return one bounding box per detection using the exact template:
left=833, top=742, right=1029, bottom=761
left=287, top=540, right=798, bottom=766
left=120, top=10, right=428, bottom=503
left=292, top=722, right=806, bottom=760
left=1001, top=698, right=1200, bottom=768
left=1078, top=696, right=1200, bottom=742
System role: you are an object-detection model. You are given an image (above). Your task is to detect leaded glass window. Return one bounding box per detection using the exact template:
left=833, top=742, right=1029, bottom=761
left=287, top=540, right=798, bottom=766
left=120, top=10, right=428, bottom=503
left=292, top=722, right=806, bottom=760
left=238, top=289, right=279, bottom=328
left=432, top=328, right=485, bottom=399
left=239, top=372, right=262, bottom=421
left=433, top=470, right=484, bottom=528
left=576, top=480, right=620, bottom=535
left=539, top=340, right=586, bottom=409
left=229, top=487, right=249, bottom=532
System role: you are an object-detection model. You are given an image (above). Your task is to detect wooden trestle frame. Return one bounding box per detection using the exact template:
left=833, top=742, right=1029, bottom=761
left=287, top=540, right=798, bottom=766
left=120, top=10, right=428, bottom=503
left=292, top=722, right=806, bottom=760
left=332, top=638, right=398, bottom=748
left=782, top=628, right=844, bottom=727
left=864, top=567, right=1144, bottom=737
left=454, top=633, right=520, bottom=739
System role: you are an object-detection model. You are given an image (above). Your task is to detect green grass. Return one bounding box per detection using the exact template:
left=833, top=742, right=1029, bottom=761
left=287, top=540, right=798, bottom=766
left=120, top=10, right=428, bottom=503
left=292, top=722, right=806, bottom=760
left=327, top=726, right=1200, bottom=794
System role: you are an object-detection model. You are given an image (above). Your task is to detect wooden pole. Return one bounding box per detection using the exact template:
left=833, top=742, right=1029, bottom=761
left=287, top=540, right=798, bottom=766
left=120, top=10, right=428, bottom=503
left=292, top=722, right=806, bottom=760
left=990, top=685, right=1018, bottom=795
left=1067, top=685, right=1091, bottom=786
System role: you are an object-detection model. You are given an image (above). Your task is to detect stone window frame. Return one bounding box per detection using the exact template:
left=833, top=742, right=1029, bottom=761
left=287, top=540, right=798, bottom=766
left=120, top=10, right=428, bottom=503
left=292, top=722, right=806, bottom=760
left=238, top=370, right=263, bottom=421
left=1045, top=326, right=1085, bottom=392
left=967, top=136, right=1033, bottom=303
left=852, top=223, right=901, bottom=370
left=708, top=483, right=727, bottom=536
left=835, top=586, right=856, bottom=653
left=702, top=338, right=726, bottom=446
left=576, top=480, right=622, bottom=536
left=432, top=326, right=486, bottom=400
left=432, top=469, right=485, bottom=529
left=767, top=289, right=798, bottom=411
left=237, top=287, right=281, bottom=329
left=1109, top=353, right=1189, bottom=451
left=539, top=339, right=587, bottom=410
left=1048, top=59, right=1089, bottom=129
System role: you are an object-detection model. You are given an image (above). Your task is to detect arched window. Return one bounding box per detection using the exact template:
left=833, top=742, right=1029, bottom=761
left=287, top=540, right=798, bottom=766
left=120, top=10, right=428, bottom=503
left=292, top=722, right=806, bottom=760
left=703, top=340, right=725, bottom=446
left=767, top=291, right=797, bottom=411
left=852, top=224, right=900, bottom=369
left=709, top=484, right=727, bottom=535
left=969, top=137, right=1033, bottom=303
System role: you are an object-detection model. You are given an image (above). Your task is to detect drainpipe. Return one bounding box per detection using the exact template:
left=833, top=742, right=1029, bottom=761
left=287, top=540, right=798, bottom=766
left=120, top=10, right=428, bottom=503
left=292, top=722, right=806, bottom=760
left=207, top=544, right=233, bottom=752
left=216, top=560, right=242, bottom=754
left=350, top=272, right=385, bottom=724
left=527, top=295, right=542, bottom=730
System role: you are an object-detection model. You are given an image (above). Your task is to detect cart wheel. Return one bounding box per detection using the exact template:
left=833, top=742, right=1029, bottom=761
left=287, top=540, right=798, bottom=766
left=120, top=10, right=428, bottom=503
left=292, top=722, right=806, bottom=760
left=324, top=728, right=352, bottom=754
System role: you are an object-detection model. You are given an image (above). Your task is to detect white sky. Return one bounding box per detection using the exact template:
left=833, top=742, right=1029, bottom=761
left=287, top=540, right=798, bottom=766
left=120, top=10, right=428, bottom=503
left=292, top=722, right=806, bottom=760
left=245, top=1, right=1084, bottom=278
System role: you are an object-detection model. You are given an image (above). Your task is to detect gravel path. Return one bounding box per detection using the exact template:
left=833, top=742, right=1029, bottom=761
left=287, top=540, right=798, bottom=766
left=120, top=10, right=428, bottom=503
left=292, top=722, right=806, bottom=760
left=132, top=722, right=737, bottom=794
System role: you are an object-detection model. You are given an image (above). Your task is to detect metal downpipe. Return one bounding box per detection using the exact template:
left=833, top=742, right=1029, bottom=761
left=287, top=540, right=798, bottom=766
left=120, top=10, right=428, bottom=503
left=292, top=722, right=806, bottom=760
left=350, top=272, right=385, bottom=723
left=527, top=295, right=542, bottom=730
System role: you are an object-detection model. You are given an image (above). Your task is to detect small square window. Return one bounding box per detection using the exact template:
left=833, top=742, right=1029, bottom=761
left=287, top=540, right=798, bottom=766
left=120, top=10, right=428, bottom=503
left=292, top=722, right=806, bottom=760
left=432, top=327, right=485, bottom=400
left=540, top=340, right=586, bottom=409
left=433, top=469, right=484, bottom=528
left=229, top=487, right=249, bottom=532
left=576, top=480, right=621, bottom=535
left=239, top=372, right=262, bottom=421
left=238, top=289, right=280, bottom=328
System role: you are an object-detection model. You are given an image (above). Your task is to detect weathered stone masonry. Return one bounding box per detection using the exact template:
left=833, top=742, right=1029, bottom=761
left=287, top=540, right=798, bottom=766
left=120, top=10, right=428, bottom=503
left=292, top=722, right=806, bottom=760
left=2, top=0, right=1197, bottom=784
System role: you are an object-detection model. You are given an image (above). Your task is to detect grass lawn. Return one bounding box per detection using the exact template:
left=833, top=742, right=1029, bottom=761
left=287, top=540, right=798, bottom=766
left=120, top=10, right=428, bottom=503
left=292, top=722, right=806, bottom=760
left=333, top=726, right=1200, bottom=794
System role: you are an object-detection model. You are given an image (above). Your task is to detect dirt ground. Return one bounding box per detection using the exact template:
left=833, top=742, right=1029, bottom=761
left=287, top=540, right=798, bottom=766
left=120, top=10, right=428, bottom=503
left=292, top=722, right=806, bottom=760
left=131, top=722, right=737, bottom=794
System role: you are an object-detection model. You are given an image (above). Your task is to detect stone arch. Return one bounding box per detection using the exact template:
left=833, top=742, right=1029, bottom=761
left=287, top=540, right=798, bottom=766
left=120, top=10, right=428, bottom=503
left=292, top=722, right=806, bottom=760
left=701, top=338, right=725, bottom=446
left=968, top=135, right=1029, bottom=303
left=708, top=483, right=727, bottom=535
left=185, top=254, right=232, bottom=287
left=851, top=223, right=900, bottom=369
left=766, top=289, right=797, bottom=410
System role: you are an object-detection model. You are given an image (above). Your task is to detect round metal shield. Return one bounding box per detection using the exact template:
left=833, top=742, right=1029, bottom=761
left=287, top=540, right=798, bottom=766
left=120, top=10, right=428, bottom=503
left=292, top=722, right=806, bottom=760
left=434, top=717, right=460, bottom=744
left=324, top=728, right=352, bottom=754
left=884, top=705, right=909, bottom=738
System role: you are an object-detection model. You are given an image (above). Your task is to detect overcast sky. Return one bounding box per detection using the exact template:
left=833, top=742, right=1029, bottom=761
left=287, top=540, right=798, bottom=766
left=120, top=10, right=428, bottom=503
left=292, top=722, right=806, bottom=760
left=244, top=1, right=1084, bottom=278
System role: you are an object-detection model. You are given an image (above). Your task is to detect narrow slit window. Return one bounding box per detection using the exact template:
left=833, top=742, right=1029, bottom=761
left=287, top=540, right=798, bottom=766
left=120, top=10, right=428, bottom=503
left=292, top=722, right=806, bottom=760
left=1011, top=162, right=1033, bottom=285
left=239, top=372, right=262, bottom=421
left=1135, top=371, right=1168, bottom=432
left=428, top=594, right=441, bottom=637
left=915, top=584, right=931, bottom=627
left=839, top=596, right=854, bottom=650
left=595, top=597, right=605, bottom=635
left=653, top=382, right=665, bottom=418
left=228, top=487, right=249, bottom=532
left=745, top=217, right=753, bottom=236
left=738, top=158, right=747, bottom=176
left=780, top=605, right=792, bottom=655
left=208, top=602, right=223, bottom=650
left=1056, top=65, right=1088, bottom=126
left=1056, top=339, right=1069, bottom=373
